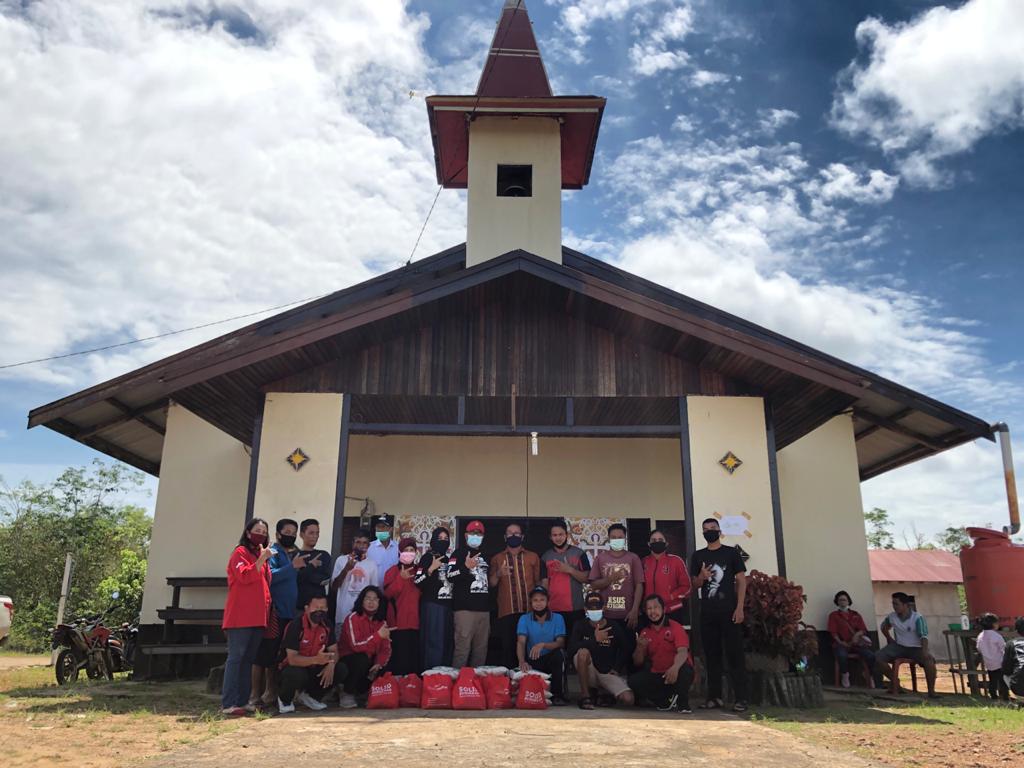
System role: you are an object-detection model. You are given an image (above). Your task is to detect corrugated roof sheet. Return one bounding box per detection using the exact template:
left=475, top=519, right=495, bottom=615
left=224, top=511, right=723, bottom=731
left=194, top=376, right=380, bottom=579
left=868, top=549, right=964, bottom=584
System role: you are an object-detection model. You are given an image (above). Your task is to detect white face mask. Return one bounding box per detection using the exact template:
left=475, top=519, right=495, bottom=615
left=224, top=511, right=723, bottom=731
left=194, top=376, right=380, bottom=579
left=608, top=538, right=627, bottom=552
left=586, top=610, right=604, bottom=622
left=467, top=534, right=483, bottom=548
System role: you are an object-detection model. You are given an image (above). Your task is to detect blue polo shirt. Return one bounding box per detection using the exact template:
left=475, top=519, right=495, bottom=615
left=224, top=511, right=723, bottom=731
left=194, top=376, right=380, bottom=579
left=516, top=611, right=566, bottom=657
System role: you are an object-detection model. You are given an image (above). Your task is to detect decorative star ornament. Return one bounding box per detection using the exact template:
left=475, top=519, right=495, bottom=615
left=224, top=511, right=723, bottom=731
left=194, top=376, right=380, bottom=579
left=286, top=448, right=310, bottom=472
left=718, top=451, right=743, bottom=475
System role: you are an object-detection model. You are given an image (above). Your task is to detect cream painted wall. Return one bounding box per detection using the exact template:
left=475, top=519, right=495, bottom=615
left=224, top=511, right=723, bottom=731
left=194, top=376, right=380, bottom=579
left=872, top=583, right=961, bottom=659
left=466, top=116, right=562, bottom=267
left=253, top=393, right=343, bottom=553
left=140, top=403, right=250, bottom=624
left=346, top=435, right=682, bottom=524
left=686, top=396, right=777, bottom=574
left=778, top=414, right=875, bottom=630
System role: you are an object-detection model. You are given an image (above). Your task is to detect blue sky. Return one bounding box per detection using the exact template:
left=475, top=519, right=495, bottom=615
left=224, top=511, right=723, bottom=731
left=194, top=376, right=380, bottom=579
left=0, top=0, right=1021, bottom=544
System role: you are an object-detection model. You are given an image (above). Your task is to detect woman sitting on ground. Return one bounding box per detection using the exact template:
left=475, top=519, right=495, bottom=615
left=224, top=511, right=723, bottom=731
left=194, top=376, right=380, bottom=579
left=827, top=589, right=876, bottom=688
left=337, top=585, right=391, bottom=708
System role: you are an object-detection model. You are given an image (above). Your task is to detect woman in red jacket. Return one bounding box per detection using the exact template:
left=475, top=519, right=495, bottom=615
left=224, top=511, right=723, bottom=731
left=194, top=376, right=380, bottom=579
left=383, top=537, right=421, bottom=675
left=337, top=585, right=392, bottom=708
left=221, top=518, right=273, bottom=715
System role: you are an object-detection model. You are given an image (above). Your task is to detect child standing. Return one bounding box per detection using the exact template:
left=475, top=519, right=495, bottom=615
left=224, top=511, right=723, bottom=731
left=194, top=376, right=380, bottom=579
left=976, top=613, right=1009, bottom=701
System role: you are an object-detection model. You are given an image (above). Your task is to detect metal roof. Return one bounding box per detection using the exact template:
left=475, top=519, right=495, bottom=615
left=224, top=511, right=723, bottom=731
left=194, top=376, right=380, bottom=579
left=868, top=549, right=965, bottom=584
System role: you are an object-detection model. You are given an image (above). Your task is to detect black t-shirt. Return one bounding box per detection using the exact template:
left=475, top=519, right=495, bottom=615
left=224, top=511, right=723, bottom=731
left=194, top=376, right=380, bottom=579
left=689, top=545, right=746, bottom=615
left=295, top=549, right=332, bottom=610
left=414, top=552, right=455, bottom=604
left=568, top=618, right=633, bottom=674
left=282, top=617, right=336, bottom=657
left=447, top=547, right=491, bottom=612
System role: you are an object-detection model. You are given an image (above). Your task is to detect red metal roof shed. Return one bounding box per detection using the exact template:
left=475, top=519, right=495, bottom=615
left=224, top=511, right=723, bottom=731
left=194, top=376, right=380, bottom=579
left=868, top=549, right=964, bottom=584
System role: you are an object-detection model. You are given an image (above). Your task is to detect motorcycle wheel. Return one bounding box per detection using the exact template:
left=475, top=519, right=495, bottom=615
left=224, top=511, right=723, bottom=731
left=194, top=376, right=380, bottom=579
left=55, top=649, right=79, bottom=685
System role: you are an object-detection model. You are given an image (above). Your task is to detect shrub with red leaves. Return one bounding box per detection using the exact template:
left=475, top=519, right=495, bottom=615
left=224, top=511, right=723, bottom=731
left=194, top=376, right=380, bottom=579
left=743, top=570, right=810, bottom=662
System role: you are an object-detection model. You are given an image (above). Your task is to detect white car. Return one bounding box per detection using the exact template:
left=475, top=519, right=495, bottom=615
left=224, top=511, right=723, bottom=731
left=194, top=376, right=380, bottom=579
left=0, top=595, right=12, bottom=645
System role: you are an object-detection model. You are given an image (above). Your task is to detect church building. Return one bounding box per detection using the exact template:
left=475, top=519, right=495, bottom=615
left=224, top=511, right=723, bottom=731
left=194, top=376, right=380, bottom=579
left=28, top=0, right=995, bottom=671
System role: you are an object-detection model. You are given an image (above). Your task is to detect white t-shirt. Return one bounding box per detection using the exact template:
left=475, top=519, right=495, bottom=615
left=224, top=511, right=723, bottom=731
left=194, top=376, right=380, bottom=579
left=331, top=555, right=378, bottom=624
left=366, top=539, right=400, bottom=587
left=886, top=610, right=927, bottom=648
left=977, top=629, right=1007, bottom=671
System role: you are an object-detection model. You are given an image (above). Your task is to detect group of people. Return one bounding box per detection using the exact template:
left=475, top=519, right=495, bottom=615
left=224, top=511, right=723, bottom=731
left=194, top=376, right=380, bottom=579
left=219, top=514, right=751, bottom=716
left=828, top=589, right=1024, bottom=700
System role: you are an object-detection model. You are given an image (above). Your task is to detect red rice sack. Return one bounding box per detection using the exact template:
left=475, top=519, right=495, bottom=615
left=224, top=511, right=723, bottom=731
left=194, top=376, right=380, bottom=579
left=420, top=673, right=453, bottom=709
left=399, top=673, right=422, bottom=708
left=367, top=672, right=400, bottom=710
left=452, top=667, right=486, bottom=710
left=515, top=673, right=549, bottom=710
left=482, top=674, right=513, bottom=709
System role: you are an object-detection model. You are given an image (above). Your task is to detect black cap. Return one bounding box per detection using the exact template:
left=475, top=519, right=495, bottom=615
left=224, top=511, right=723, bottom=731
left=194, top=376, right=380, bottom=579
left=375, top=514, right=395, bottom=527
left=584, top=592, right=604, bottom=609
left=530, top=585, right=549, bottom=597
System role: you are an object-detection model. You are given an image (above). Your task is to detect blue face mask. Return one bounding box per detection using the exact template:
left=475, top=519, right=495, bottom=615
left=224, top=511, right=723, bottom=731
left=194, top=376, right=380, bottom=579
left=586, top=610, right=604, bottom=622
left=467, top=534, right=483, bottom=548
left=376, top=531, right=391, bottom=543
left=608, top=538, right=627, bottom=551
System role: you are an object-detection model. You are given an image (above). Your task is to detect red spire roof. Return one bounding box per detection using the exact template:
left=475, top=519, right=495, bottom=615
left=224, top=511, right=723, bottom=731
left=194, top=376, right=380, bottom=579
left=476, top=0, right=552, bottom=98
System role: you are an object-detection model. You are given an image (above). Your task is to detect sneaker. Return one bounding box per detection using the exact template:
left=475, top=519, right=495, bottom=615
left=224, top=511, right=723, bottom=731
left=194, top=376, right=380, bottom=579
left=677, top=704, right=693, bottom=714
left=277, top=698, right=296, bottom=714
left=841, top=673, right=851, bottom=689
left=657, top=694, right=679, bottom=712
left=338, top=692, right=358, bottom=709
left=296, top=691, right=327, bottom=711
left=221, top=706, right=248, bottom=716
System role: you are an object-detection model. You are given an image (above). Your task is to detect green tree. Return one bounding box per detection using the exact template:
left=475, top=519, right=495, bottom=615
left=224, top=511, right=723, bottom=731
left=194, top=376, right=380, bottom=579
left=864, top=507, right=895, bottom=550
left=935, top=526, right=972, bottom=553
left=0, top=461, right=151, bottom=652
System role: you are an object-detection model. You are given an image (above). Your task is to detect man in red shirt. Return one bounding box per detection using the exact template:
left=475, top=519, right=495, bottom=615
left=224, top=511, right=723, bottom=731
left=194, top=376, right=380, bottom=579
left=642, top=529, right=690, bottom=625
left=628, top=595, right=694, bottom=714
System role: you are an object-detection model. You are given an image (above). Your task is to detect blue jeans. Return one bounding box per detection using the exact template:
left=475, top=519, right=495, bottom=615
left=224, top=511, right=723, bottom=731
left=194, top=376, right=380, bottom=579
left=222, top=627, right=263, bottom=709
left=420, top=601, right=454, bottom=671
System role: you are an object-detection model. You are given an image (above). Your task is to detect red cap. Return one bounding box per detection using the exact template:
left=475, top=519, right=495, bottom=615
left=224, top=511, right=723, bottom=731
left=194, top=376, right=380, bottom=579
left=466, top=520, right=485, bottom=534
left=398, top=536, right=418, bottom=551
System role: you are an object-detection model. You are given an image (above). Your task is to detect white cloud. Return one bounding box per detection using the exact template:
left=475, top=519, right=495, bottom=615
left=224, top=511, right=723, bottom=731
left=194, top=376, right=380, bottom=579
left=689, top=69, right=731, bottom=87
left=832, top=0, right=1024, bottom=187
left=549, top=0, right=662, bottom=46
left=627, top=5, right=693, bottom=75
left=757, top=108, right=798, bottom=134
left=0, top=0, right=468, bottom=387
left=806, top=163, right=899, bottom=205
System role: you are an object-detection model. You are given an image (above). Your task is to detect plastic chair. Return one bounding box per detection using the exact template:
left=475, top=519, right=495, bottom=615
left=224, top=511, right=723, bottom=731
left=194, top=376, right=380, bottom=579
left=890, top=658, right=919, bottom=694
left=833, top=649, right=873, bottom=688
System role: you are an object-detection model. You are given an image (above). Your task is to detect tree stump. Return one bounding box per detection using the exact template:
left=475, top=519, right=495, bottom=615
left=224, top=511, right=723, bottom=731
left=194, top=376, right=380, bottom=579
left=748, top=671, right=823, bottom=708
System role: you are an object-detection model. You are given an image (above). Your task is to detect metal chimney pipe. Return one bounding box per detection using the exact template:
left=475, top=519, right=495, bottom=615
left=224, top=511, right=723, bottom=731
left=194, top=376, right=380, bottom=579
left=992, top=423, right=1020, bottom=535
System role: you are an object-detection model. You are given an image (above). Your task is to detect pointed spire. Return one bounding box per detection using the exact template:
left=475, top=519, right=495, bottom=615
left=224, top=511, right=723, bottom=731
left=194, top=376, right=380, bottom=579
left=476, top=0, right=552, bottom=97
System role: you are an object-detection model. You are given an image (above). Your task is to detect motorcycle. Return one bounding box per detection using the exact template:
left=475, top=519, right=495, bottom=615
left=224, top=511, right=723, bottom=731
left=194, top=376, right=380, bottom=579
left=51, top=591, right=135, bottom=685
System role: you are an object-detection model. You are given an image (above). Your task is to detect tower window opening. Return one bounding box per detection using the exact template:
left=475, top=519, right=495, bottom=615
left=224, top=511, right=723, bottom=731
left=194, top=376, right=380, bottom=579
left=497, top=164, right=532, bottom=197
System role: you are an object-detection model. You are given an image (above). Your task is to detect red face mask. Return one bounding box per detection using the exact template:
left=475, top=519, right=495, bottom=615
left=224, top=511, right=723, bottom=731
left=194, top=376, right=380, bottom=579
left=249, top=532, right=268, bottom=547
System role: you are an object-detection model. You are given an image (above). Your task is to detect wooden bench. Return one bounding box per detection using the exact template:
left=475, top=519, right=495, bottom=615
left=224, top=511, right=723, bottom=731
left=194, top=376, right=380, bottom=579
left=154, top=576, right=226, bottom=643
left=948, top=665, right=990, bottom=696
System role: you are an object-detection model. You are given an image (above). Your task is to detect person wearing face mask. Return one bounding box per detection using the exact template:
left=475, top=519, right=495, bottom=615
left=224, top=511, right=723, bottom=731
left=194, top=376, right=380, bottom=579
left=252, top=518, right=303, bottom=707
left=415, top=526, right=455, bottom=670
left=294, top=518, right=332, bottom=612
left=690, top=517, right=748, bottom=711
left=366, top=513, right=399, bottom=587
left=447, top=520, right=491, bottom=668
left=383, top=537, right=422, bottom=675
left=827, top=590, right=876, bottom=688
left=221, top=517, right=273, bottom=716
left=540, top=520, right=591, bottom=641
left=568, top=592, right=634, bottom=710
left=277, top=592, right=341, bottom=713
left=330, top=530, right=378, bottom=635
left=642, top=530, right=690, bottom=627
left=589, top=524, right=645, bottom=629
left=490, top=522, right=541, bottom=668
left=516, top=586, right=568, bottom=704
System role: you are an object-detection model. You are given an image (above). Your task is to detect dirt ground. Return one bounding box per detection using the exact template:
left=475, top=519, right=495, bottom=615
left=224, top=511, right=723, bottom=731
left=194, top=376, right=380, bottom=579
left=148, top=708, right=878, bottom=768
left=0, top=654, right=51, bottom=670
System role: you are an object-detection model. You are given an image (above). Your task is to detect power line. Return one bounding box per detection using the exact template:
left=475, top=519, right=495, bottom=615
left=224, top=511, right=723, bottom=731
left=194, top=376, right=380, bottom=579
left=0, top=293, right=330, bottom=370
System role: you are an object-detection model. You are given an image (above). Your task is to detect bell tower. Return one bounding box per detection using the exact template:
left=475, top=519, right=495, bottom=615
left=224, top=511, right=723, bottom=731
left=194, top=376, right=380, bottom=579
left=426, top=0, right=606, bottom=268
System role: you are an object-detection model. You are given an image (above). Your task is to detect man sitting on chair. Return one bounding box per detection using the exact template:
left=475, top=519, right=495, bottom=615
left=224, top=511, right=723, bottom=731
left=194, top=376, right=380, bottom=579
left=875, top=591, right=937, bottom=697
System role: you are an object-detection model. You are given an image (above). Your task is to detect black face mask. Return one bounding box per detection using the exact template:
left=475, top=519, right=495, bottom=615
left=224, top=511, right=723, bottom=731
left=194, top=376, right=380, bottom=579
left=506, top=535, right=523, bottom=548
left=280, top=534, right=296, bottom=548
left=310, top=610, right=328, bottom=625
left=649, top=541, right=668, bottom=554
left=702, top=530, right=721, bottom=543
left=430, top=528, right=450, bottom=556
left=533, top=608, right=548, bottom=619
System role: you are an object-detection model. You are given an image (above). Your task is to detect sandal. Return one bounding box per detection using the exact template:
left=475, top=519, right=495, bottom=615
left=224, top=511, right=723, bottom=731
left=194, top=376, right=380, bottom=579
left=732, top=701, right=748, bottom=713
left=578, top=697, right=595, bottom=710
left=700, top=699, right=723, bottom=710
